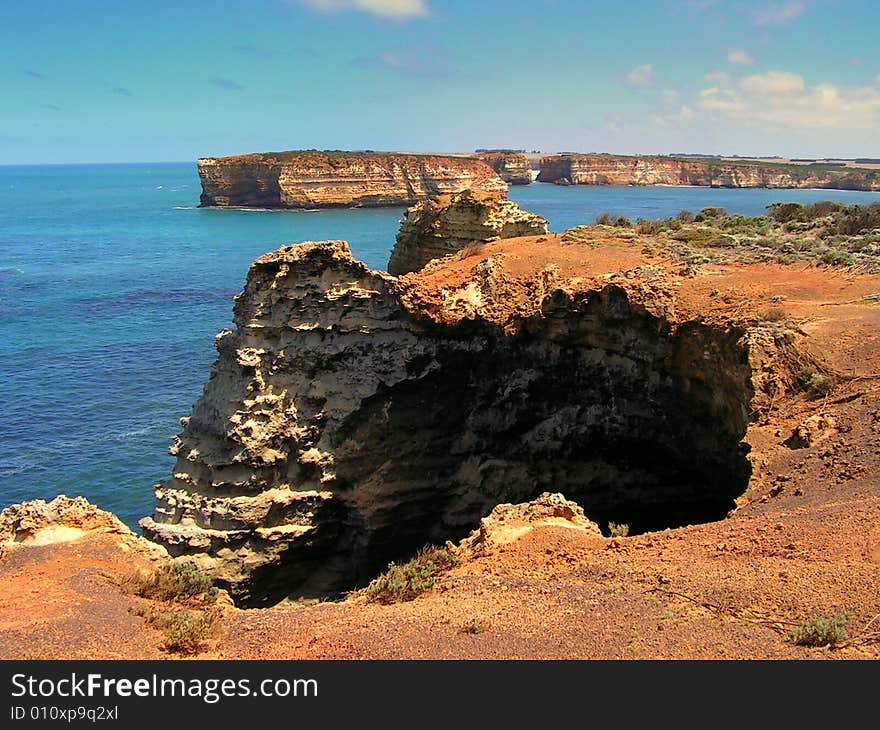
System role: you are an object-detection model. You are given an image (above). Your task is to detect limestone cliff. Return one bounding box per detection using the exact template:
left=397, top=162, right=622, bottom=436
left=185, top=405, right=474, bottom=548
left=476, top=152, right=533, bottom=185
left=537, top=154, right=880, bottom=191
left=387, top=191, right=549, bottom=276
left=142, top=237, right=768, bottom=606
left=198, top=151, right=508, bottom=208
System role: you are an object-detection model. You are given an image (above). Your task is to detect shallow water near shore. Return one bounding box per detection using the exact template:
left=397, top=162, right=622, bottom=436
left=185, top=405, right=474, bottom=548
left=2, top=161, right=879, bottom=528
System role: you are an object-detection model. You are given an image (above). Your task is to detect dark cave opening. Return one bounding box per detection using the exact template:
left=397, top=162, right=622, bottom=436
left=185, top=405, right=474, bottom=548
left=246, top=285, right=756, bottom=604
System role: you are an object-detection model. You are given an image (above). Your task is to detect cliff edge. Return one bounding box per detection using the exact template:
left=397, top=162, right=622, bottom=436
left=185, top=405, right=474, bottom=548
left=538, top=154, right=880, bottom=190
left=197, top=151, right=508, bottom=209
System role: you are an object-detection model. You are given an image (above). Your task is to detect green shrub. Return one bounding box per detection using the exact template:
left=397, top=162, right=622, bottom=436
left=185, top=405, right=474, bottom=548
left=595, top=212, right=615, bottom=225
left=789, top=613, right=849, bottom=647
left=138, top=607, right=220, bottom=655
left=793, top=366, right=834, bottom=398
left=129, top=561, right=217, bottom=605
left=694, top=207, right=728, bottom=222
left=608, top=522, right=630, bottom=538
left=820, top=250, right=856, bottom=267
left=767, top=202, right=805, bottom=223
left=364, top=546, right=459, bottom=604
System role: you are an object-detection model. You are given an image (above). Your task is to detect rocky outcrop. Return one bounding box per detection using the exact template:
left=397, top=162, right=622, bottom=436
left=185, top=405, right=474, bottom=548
left=1, top=495, right=166, bottom=558
left=537, top=154, right=880, bottom=191
left=455, top=492, right=602, bottom=558
left=198, top=151, right=508, bottom=208
left=142, top=238, right=761, bottom=606
left=476, top=152, right=533, bottom=185
left=387, top=191, right=549, bottom=275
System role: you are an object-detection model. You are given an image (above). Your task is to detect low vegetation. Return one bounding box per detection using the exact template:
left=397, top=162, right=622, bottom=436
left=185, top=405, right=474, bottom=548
left=789, top=612, right=849, bottom=648
left=581, top=202, right=880, bottom=273
left=126, top=561, right=221, bottom=655
left=364, top=546, right=459, bottom=604
left=607, top=522, right=630, bottom=538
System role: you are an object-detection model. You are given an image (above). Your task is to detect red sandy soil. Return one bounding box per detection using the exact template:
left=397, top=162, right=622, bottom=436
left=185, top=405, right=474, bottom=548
left=2, top=234, right=879, bottom=660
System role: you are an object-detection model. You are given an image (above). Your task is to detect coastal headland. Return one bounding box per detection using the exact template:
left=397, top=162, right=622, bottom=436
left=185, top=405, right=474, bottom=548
left=4, top=193, right=879, bottom=659
left=197, top=151, right=507, bottom=208
left=197, top=150, right=880, bottom=210
left=537, top=153, right=880, bottom=190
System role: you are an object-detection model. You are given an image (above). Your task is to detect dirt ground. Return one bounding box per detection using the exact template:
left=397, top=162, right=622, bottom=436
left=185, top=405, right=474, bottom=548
left=2, top=234, right=879, bottom=660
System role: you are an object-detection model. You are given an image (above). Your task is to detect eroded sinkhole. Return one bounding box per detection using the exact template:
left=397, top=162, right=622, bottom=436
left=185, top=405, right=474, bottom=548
left=238, top=286, right=754, bottom=606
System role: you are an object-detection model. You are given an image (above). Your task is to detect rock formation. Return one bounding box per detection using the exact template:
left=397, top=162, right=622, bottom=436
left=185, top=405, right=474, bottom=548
left=198, top=151, right=508, bottom=208
left=476, top=152, right=533, bottom=185
left=0, top=495, right=166, bottom=558
left=141, top=234, right=772, bottom=606
left=387, top=191, right=549, bottom=275
left=537, top=154, right=880, bottom=191
left=455, top=492, right=602, bottom=558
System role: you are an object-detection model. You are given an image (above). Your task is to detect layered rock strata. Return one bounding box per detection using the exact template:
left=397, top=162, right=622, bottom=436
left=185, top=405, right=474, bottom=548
left=476, top=152, right=533, bottom=185
left=387, top=191, right=549, bottom=275
left=142, top=239, right=761, bottom=605
left=198, top=151, right=508, bottom=208
left=537, top=154, right=880, bottom=190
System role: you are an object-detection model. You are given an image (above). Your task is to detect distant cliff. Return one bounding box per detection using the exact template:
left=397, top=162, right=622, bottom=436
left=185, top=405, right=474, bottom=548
left=537, top=154, right=880, bottom=191
left=198, top=151, right=508, bottom=208
left=476, top=152, right=533, bottom=185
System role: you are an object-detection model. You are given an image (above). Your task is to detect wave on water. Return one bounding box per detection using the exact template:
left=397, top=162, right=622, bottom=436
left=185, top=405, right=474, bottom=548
left=173, top=206, right=195, bottom=210
left=0, top=461, right=37, bottom=478
left=112, top=424, right=165, bottom=440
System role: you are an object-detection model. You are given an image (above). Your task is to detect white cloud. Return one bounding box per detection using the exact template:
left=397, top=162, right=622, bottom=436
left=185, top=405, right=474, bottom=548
left=699, top=72, right=880, bottom=130
left=753, top=1, right=805, bottom=26
left=660, top=88, right=680, bottom=105
left=625, top=63, right=654, bottom=88
left=727, top=49, right=754, bottom=66
left=740, top=71, right=805, bottom=94
left=298, top=0, right=429, bottom=20
left=678, top=105, right=695, bottom=120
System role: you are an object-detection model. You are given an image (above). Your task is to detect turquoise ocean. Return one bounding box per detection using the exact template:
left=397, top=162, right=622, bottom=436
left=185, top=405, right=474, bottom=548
left=2, top=161, right=879, bottom=528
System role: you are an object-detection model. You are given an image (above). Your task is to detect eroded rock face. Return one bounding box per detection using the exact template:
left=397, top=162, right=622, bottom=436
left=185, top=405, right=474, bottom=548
left=476, top=152, right=533, bottom=185
left=142, top=240, right=757, bottom=606
left=198, top=151, right=508, bottom=208
left=387, top=191, right=549, bottom=276
left=537, top=154, right=880, bottom=191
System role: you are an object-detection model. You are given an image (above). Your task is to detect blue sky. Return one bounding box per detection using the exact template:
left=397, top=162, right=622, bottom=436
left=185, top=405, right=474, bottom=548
left=2, top=0, right=879, bottom=163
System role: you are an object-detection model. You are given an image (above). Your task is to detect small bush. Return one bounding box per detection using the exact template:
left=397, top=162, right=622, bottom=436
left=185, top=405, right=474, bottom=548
left=595, top=212, right=615, bottom=225
left=694, top=207, right=728, bottom=222
left=793, top=366, right=834, bottom=398
left=767, top=202, right=805, bottom=224
left=820, top=250, right=856, bottom=267
left=462, top=617, right=488, bottom=634
left=129, top=561, right=217, bottom=605
left=636, top=217, right=665, bottom=235
left=608, top=522, right=630, bottom=538
left=677, top=209, right=694, bottom=223
left=789, top=612, right=849, bottom=647
left=139, top=607, right=220, bottom=655
left=364, top=546, right=459, bottom=604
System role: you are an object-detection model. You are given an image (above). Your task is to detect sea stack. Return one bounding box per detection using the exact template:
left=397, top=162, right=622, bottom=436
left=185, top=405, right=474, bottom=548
left=387, top=190, right=549, bottom=275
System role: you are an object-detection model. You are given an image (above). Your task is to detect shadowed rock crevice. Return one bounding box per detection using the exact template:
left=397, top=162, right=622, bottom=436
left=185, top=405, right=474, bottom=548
left=141, top=241, right=754, bottom=607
